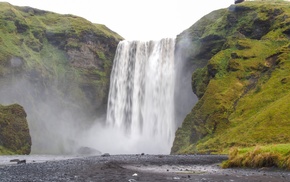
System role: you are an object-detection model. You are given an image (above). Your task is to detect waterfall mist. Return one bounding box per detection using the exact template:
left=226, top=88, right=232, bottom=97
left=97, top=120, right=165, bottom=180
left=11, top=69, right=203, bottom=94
left=0, top=37, right=197, bottom=155
left=0, top=76, right=90, bottom=154
left=82, top=38, right=196, bottom=154
left=174, top=33, right=199, bottom=128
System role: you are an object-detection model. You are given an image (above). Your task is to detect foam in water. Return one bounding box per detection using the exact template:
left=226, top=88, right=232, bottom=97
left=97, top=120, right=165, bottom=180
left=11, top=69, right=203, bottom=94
left=105, top=38, right=176, bottom=154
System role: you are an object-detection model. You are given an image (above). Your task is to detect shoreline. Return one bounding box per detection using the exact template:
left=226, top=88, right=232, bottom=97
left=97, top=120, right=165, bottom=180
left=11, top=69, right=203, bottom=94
left=0, top=154, right=289, bottom=181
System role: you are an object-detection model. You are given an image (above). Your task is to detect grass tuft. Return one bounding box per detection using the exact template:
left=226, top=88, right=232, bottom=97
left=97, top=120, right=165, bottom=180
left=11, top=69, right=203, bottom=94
left=222, top=144, right=290, bottom=170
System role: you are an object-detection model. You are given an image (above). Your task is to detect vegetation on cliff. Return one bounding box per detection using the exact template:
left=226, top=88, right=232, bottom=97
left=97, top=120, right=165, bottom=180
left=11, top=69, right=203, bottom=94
left=0, top=104, right=31, bottom=155
left=0, top=2, right=123, bottom=154
left=172, top=0, right=290, bottom=168
left=0, top=2, right=122, bottom=114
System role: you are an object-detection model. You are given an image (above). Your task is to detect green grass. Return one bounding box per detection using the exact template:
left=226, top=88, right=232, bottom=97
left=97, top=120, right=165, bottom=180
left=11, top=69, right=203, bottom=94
left=194, top=47, right=290, bottom=152
left=0, top=104, right=31, bottom=155
left=0, top=146, right=15, bottom=155
left=94, top=24, right=123, bottom=40
left=222, top=144, right=290, bottom=170
left=0, top=2, right=122, bottom=64
left=0, top=1, right=122, bottom=116
left=172, top=0, right=290, bottom=157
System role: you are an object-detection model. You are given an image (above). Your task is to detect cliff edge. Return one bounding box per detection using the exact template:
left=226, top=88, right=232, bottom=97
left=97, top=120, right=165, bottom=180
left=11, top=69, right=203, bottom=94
left=0, top=2, right=123, bottom=154
left=172, top=1, right=290, bottom=154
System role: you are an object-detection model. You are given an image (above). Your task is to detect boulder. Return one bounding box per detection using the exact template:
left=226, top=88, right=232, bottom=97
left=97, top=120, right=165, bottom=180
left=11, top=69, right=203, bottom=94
left=235, top=0, right=245, bottom=4
left=0, top=104, right=31, bottom=154
left=101, top=153, right=110, bottom=157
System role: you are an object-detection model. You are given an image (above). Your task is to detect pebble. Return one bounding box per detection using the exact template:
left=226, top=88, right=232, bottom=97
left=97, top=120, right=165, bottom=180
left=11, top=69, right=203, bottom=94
left=0, top=154, right=288, bottom=182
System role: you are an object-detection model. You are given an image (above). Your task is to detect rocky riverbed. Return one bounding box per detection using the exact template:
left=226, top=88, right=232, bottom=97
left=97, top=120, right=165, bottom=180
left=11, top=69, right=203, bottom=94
left=0, top=154, right=289, bottom=181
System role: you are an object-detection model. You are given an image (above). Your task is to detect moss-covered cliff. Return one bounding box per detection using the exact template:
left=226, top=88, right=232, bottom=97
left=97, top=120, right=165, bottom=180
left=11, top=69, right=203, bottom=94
left=0, top=2, right=122, bottom=115
left=0, top=104, right=31, bottom=155
left=0, top=2, right=123, bottom=154
left=172, top=1, right=290, bottom=154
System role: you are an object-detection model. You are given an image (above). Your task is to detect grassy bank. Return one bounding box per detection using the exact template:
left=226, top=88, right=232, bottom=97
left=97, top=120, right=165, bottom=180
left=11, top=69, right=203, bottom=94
left=0, top=146, right=15, bottom=155
left=222, top=144, right=290, bottom=170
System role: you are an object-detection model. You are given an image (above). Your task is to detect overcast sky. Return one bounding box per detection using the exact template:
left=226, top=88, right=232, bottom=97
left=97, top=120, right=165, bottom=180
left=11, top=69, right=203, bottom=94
left=2, top=0, right=234, bottom=40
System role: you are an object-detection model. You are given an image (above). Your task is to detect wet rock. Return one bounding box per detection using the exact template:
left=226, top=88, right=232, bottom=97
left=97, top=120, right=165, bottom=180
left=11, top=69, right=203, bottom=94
left=1, top=154, right=289, bottom=181
left=76, top=146, right=101, bottom=155
left=101, top=153, right=110, bottom=157
left=10, top=159, right=20, bottom=162
left=17, top=160, right=26, bottom=164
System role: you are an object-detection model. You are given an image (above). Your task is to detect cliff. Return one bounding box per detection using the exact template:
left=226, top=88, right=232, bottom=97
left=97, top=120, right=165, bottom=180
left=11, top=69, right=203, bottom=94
left=0, top=2, right=123, bottom=154
left=0, top=104, right=31, bottom=155
left=172, top=1, right=290, bottom=154
left=0, top=2, right=122, bottom=115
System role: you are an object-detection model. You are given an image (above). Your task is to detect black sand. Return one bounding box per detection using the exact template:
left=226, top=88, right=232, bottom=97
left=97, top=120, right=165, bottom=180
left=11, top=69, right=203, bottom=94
left=0, top=154, right=289, bottom=181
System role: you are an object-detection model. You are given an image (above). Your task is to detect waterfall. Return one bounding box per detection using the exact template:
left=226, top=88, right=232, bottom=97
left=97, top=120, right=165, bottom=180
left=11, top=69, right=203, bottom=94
left=106, top=38, right=176, bottom=154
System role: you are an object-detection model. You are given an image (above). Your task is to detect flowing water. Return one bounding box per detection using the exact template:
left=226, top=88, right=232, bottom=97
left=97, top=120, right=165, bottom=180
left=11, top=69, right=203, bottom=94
left=0, top=37, right=196, bottom=155
left=106, top=38, right=177, bottom=154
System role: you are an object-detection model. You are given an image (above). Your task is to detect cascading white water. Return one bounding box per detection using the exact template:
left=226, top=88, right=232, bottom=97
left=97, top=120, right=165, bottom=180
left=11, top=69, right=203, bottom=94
left=106, top=38, right=176, bottom=154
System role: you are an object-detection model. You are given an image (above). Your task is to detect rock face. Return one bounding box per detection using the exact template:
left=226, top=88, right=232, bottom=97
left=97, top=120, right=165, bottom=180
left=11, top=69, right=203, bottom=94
left=0, top=104, right=31, bottom=154
left=0, top=2, right=123, bottom=116
left=235, top=0, right=245, bottom=4
left=0, top=2, right=123, bottom=154
left=172, top=1, right=290, bottom=154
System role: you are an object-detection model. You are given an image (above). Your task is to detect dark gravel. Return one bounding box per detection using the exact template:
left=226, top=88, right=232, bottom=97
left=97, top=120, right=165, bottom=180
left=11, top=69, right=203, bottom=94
left=0, top=154, right=289, bottom=182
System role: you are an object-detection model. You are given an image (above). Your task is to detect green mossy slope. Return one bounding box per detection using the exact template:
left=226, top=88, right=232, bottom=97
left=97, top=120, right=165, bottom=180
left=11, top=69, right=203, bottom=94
left=172, top=1, right=290, bottom=154
left=0, top=2, right=123, bottom=154
left=0, top=104, right=31, bottom=155
left=0, top=2, right=123, bottom=116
